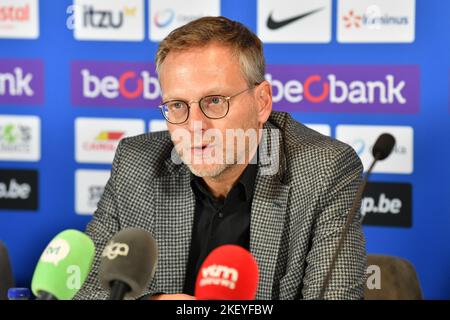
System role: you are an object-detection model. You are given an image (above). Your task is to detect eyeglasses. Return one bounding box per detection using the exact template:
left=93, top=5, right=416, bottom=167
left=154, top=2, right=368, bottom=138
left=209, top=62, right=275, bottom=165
left=158, top=86, right=255, bottom=125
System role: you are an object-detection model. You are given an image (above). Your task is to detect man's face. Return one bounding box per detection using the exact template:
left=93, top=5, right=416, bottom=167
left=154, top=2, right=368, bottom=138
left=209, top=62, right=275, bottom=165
left=159, top=43, right=265, bottom=178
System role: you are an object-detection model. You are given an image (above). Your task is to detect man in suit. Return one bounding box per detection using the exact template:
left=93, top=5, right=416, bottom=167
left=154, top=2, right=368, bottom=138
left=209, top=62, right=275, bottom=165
left=75, top=16, right=366, bottom=300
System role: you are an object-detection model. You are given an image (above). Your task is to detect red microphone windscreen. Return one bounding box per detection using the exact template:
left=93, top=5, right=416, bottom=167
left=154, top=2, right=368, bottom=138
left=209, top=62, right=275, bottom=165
left=195, top=245, right=259, bottom=300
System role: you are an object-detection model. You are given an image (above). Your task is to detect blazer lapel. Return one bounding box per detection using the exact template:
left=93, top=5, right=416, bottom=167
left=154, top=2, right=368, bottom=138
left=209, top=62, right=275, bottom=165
left=250, top=124, right=290, bottom=299
left=250, top=173, right=290, bottom=299
left=153, top=162, right=195, bottom=294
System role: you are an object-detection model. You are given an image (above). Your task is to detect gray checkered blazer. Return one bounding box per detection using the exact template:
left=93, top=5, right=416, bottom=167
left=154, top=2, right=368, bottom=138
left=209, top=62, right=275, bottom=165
left=74, top=111, right=367, bottom=300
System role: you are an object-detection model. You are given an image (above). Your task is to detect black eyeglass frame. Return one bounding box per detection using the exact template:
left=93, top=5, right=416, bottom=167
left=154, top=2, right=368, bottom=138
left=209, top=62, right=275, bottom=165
left=158, top=85, right=259, bottom=125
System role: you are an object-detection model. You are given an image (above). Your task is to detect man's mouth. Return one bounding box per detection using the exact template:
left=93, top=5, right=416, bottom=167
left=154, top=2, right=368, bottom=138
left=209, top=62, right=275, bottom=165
left=191, top=143, right=214, bottom=156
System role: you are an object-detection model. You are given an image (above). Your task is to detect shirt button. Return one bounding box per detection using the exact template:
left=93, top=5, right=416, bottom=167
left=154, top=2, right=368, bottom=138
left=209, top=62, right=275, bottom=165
left=218, top=212, right=224, bottom=218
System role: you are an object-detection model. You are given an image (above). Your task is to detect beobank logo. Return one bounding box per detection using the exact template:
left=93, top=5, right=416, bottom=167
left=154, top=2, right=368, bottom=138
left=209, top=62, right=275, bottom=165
left=0, top=59, right=44, bottom=105
left=266, top=65, right=419, bottom=113
left=71, top=60, right=161, bottom=108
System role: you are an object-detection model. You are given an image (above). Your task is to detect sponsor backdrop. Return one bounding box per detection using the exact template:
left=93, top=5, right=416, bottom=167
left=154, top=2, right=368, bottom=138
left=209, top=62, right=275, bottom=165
left=0, top=0, right=449, bottom=299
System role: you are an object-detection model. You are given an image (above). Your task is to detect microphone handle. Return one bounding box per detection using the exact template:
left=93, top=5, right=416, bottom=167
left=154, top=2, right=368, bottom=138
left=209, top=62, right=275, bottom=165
left=109, top=280, right=131, bottom=300
left=37, top=290, right=58, bottom=300
left=318, top=156, right=379, bottom=299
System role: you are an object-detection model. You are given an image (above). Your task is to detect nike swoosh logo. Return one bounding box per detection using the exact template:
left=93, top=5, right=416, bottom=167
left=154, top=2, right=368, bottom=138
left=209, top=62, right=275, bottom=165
left=266, top=7, right=324, bottom=30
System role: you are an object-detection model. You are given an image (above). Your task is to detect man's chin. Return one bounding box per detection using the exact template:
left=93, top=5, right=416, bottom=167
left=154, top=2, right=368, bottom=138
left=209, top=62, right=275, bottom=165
left=186, top=163, right=230, bottom=178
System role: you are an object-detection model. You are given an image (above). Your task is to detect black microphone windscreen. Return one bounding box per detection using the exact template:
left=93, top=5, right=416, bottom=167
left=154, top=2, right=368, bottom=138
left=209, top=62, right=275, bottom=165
left=98, top=228, right=158, bottom=299
left=372, top=133, right=396, bottom=160
left=0, top=241, right=14, bottom=300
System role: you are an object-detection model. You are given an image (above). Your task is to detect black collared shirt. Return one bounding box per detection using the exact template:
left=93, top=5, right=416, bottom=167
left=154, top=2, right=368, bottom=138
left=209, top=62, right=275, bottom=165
left=183, top=164, right=258, bottom=295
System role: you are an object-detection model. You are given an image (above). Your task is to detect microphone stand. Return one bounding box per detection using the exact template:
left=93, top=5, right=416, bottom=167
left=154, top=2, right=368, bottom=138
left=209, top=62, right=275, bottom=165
left=318, top=154, right=380, bottom=300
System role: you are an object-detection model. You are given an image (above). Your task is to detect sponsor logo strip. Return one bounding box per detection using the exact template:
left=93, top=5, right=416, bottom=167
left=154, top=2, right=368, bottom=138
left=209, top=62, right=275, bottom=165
left=266, top=65, right=420, bottom=113
left=75, top=117, right=145, bottom=164
left=0, top=59, right=44, bottom=105
left=336, top=124, right=414, bottom=174
left=337, top=0, right=415, bottom=43
left=0, top=115, right=40, bottom=161
left=362, top=182, right=412, bottom=227
left=71, top=60, right=160, bottom=107
left=0, top=0, right=39, bottom=39
left=75, top=169, right=109, bottom=215
left=149, top=0, right=220, bottom=42
left=0, top=169, right=38, bottom=210
left=73, top=0, right=144, bottom=41
left=257, top=0, right=332, bottom=43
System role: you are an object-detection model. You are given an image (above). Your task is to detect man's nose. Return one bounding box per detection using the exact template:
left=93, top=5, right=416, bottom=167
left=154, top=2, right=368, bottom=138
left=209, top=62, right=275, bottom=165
left=187, top=102, right=208, bottom=132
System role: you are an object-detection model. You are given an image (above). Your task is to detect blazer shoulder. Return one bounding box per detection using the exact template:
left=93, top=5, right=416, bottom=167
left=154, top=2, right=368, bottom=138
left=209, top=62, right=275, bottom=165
left=113, top=130, right=175, bottom=178
left=269, top=112, right=362, bottom=180
left=121, top=130, right=172, bottom=150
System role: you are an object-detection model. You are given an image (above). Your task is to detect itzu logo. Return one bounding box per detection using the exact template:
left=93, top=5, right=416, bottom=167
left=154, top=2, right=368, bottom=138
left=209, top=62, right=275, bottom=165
left=199, top=264, right=239, bottom=290
left=71, top=61, right=160, bottom=107
left=80, top=4, right=136, bottom=29
left=266, top=65, right=419, bottom=114
left=0, top=59, right=44, bottom=105
left=102, top=241, right=129, bottom=260
left=73, top=0, right=144, bottom=41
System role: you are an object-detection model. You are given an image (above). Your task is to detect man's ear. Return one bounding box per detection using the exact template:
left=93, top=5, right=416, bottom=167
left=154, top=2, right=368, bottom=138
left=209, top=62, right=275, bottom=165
left=254, top=81, right=273, bottom=126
